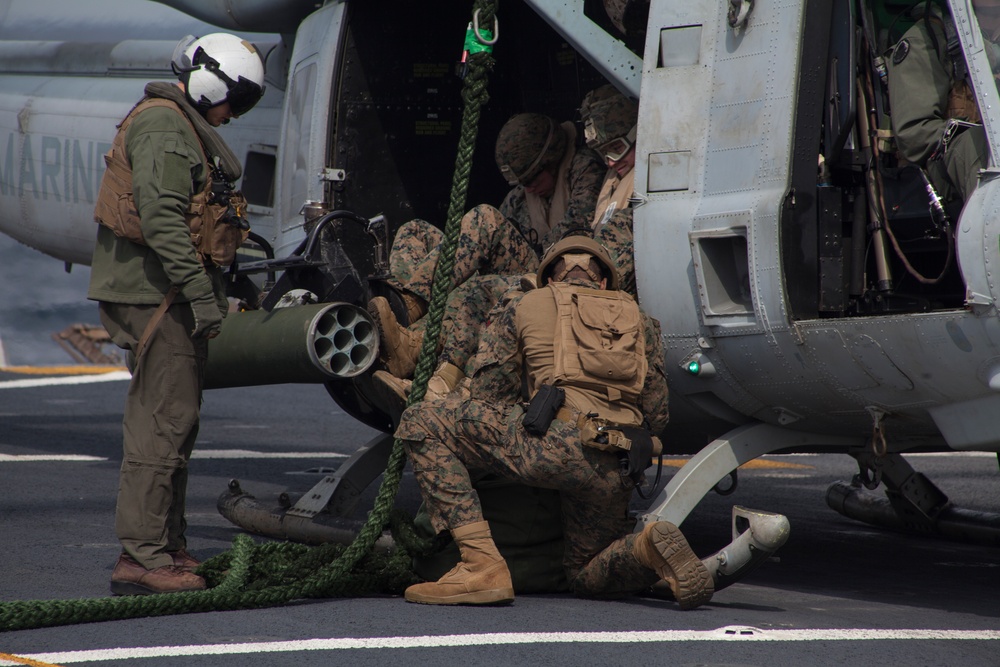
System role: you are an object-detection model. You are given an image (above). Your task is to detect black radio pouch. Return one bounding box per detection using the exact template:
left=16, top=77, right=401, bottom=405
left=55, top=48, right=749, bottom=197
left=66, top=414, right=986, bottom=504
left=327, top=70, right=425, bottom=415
left=522, top=384, right=565, bottom=436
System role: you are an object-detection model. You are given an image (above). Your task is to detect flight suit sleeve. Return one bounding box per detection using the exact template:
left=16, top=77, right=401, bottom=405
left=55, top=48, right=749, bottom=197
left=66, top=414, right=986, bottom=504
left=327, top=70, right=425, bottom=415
left=126, top=108, right=215, bottom=301
left=469, top=295, right=523, bottom=404
left=544, top=148, right=606, bottom=246
left=638, top=312, right=669, bottom=434
left=886, top=19, right=953, bottom=166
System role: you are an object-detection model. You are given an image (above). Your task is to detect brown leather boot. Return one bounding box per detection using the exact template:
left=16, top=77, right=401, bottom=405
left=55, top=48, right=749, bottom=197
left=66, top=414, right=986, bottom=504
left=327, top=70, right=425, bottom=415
left=405, top=521, right=514, bottom=605
left=110, top=553, right=206, bottom=595
left=169, top=548, right=201, bottom=573
left=369, top=296, right=423, bottom=378
left=425, top=362, right=465, bottom=401
left=633, top=521, right=713, bottom=610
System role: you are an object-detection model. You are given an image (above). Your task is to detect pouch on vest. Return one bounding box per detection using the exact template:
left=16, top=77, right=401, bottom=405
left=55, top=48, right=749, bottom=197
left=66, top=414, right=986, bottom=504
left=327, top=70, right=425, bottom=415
left=522, top=384, right=565, bottom=436
left=550, top=283, right=646, bottom=402
left=189, top=188, right=250, bottom=267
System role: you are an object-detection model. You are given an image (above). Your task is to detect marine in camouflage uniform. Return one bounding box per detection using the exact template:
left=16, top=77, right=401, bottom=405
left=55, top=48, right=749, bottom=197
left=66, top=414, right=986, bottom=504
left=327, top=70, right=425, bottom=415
left=386, top=112, right=604, bottom=304
left=496, top=113, right=606, bottom=254
left=886, top=2, right=990, bottom=203
left=397, top=237, right=713, bottom=607
left=373, top=111, right=606, bottom=381
left=580, top=84, right=640, bottom=295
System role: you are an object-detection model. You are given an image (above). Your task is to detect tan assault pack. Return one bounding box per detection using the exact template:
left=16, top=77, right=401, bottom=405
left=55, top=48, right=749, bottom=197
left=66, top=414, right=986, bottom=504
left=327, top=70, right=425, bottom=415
left=549, top=282, right=646, bottom=403
left=94, top=97, right=248, bottom=267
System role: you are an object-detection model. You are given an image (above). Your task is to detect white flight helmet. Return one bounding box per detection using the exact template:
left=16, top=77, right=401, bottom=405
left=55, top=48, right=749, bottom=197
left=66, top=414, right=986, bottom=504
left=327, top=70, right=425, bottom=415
left=171, top=33, right=265, bottom=117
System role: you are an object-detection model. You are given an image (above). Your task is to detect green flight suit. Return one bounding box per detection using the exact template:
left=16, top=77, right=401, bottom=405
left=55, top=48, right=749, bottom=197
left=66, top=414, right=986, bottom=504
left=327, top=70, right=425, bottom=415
left=886, top=14, right=989, bottom=203
left=88, top=86, right=227, bottom=570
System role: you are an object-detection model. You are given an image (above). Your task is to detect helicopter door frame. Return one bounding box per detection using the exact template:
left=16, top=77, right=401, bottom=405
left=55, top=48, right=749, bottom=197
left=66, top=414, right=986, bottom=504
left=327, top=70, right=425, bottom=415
left=952, top=0, right=1000, bottom=174
left=271, top=2, right=347, bottom=257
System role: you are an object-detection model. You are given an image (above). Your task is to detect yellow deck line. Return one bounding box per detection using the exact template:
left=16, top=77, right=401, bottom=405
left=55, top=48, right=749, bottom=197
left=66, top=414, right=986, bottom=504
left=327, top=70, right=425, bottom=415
left=660, top=458, right=815, bottom=470
left=0, top=365, right=126, bottom=376
left=0, top=652, right=65, bottom=667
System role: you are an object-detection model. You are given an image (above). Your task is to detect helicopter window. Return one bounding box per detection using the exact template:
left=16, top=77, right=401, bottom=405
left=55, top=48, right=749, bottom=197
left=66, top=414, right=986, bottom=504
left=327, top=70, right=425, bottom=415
left=648, top=150, right=691, bottom=192
left=243, top=146, right=276, bottom=208
left=658, top=25, right=702, bottom=68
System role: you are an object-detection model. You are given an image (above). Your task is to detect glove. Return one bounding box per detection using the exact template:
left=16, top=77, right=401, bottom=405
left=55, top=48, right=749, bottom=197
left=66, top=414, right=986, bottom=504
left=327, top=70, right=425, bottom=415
left=189, top=292, right=224, bottom=339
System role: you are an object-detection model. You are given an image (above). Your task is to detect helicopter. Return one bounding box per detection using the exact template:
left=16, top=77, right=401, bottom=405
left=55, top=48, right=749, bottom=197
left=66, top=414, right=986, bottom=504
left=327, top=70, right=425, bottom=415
left=1, top=0, right=998, bottom=589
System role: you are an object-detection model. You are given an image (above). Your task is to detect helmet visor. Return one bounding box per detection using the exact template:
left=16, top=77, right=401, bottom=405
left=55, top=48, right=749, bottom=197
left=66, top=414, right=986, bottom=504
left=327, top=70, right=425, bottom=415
left=226, top=76, right=265, bottom=116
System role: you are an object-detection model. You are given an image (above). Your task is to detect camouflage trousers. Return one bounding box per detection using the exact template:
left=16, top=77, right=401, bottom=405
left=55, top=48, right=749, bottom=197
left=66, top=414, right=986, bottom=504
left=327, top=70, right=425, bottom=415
left=397, top=397, right=660, bottom=597
left=595, top=208, right=635, bottom=296
left=436, top=274, right=524, bottom=372
left=392, top=274, right=521, bottom=376
left=388, top=203, right=539, bottom=303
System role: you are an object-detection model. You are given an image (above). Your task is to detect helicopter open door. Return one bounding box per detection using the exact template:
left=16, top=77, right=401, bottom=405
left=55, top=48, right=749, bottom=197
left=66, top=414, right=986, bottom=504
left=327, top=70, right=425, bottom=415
left=271, top=2, right=347, bottom=258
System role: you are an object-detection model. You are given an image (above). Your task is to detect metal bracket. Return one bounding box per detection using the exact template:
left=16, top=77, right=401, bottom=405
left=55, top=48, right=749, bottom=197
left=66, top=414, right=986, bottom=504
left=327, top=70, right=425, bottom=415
left=286, top=432, right=395, bottom=518
left=365, top=214, right=391, bottom=279
left=321, top=167, right=346, bottom=183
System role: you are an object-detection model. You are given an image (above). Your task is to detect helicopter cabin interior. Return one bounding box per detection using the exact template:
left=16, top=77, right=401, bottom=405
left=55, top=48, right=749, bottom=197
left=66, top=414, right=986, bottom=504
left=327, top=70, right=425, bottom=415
left=787, top=0, right=976, bottom=320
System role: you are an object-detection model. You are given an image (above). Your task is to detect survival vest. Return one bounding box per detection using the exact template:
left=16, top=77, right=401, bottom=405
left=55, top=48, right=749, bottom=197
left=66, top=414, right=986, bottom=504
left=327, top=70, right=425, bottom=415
left=549, top=282, right=646, bottom=404
left=93, top=97, right=248, bottom=267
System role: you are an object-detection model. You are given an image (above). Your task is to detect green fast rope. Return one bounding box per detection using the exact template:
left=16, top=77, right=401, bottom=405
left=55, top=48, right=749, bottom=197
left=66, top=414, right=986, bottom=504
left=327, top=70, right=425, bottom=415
left=0, top=0, right=497, bottom=633
left=409, top=1, right=496, bottom=405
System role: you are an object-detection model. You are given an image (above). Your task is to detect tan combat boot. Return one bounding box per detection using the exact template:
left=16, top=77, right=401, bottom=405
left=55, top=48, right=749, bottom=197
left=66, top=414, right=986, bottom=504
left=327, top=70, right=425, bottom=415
left=633, top=521, right=713, bottom=610
left=369, top=296, right=423, bottom=378
left=425, top=361, right=465, bottom=400
left=374, top=370, right=412, bottom=402
left=405, top=521, right=514, bottom=605
left=399, top=290, right=428, bottom=324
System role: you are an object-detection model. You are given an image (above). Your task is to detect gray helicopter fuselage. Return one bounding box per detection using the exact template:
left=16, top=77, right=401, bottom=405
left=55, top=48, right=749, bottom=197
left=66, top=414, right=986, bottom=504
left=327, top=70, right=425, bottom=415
left=2, top=0, right=1000, bottom=459
left=627, top=0, right=1000, bottom=453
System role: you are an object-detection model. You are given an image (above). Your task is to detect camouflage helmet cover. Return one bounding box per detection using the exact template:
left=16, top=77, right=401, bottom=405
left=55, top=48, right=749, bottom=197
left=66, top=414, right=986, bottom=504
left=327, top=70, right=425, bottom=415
left=537, top=234, right=620, bottom=290
left=580, top=84, right=638, bottom=150
left=495, top=113, right=568, bottom=186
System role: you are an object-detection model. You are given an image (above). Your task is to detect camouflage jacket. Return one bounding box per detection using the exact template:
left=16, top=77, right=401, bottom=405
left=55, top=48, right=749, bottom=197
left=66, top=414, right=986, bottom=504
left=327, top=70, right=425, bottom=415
left=499, top=146, right=606, bottom=253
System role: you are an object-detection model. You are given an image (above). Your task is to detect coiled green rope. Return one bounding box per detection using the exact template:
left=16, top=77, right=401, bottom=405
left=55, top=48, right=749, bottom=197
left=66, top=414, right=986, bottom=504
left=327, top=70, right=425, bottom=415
left=0, top=0, right=497, bottom=633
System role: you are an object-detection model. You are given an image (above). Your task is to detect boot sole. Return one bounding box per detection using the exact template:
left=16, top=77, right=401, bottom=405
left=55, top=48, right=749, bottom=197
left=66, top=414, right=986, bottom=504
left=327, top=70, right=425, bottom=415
left=405, top=587, right=515, bottom=606
left=648, top=522, right=714, bottom=610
